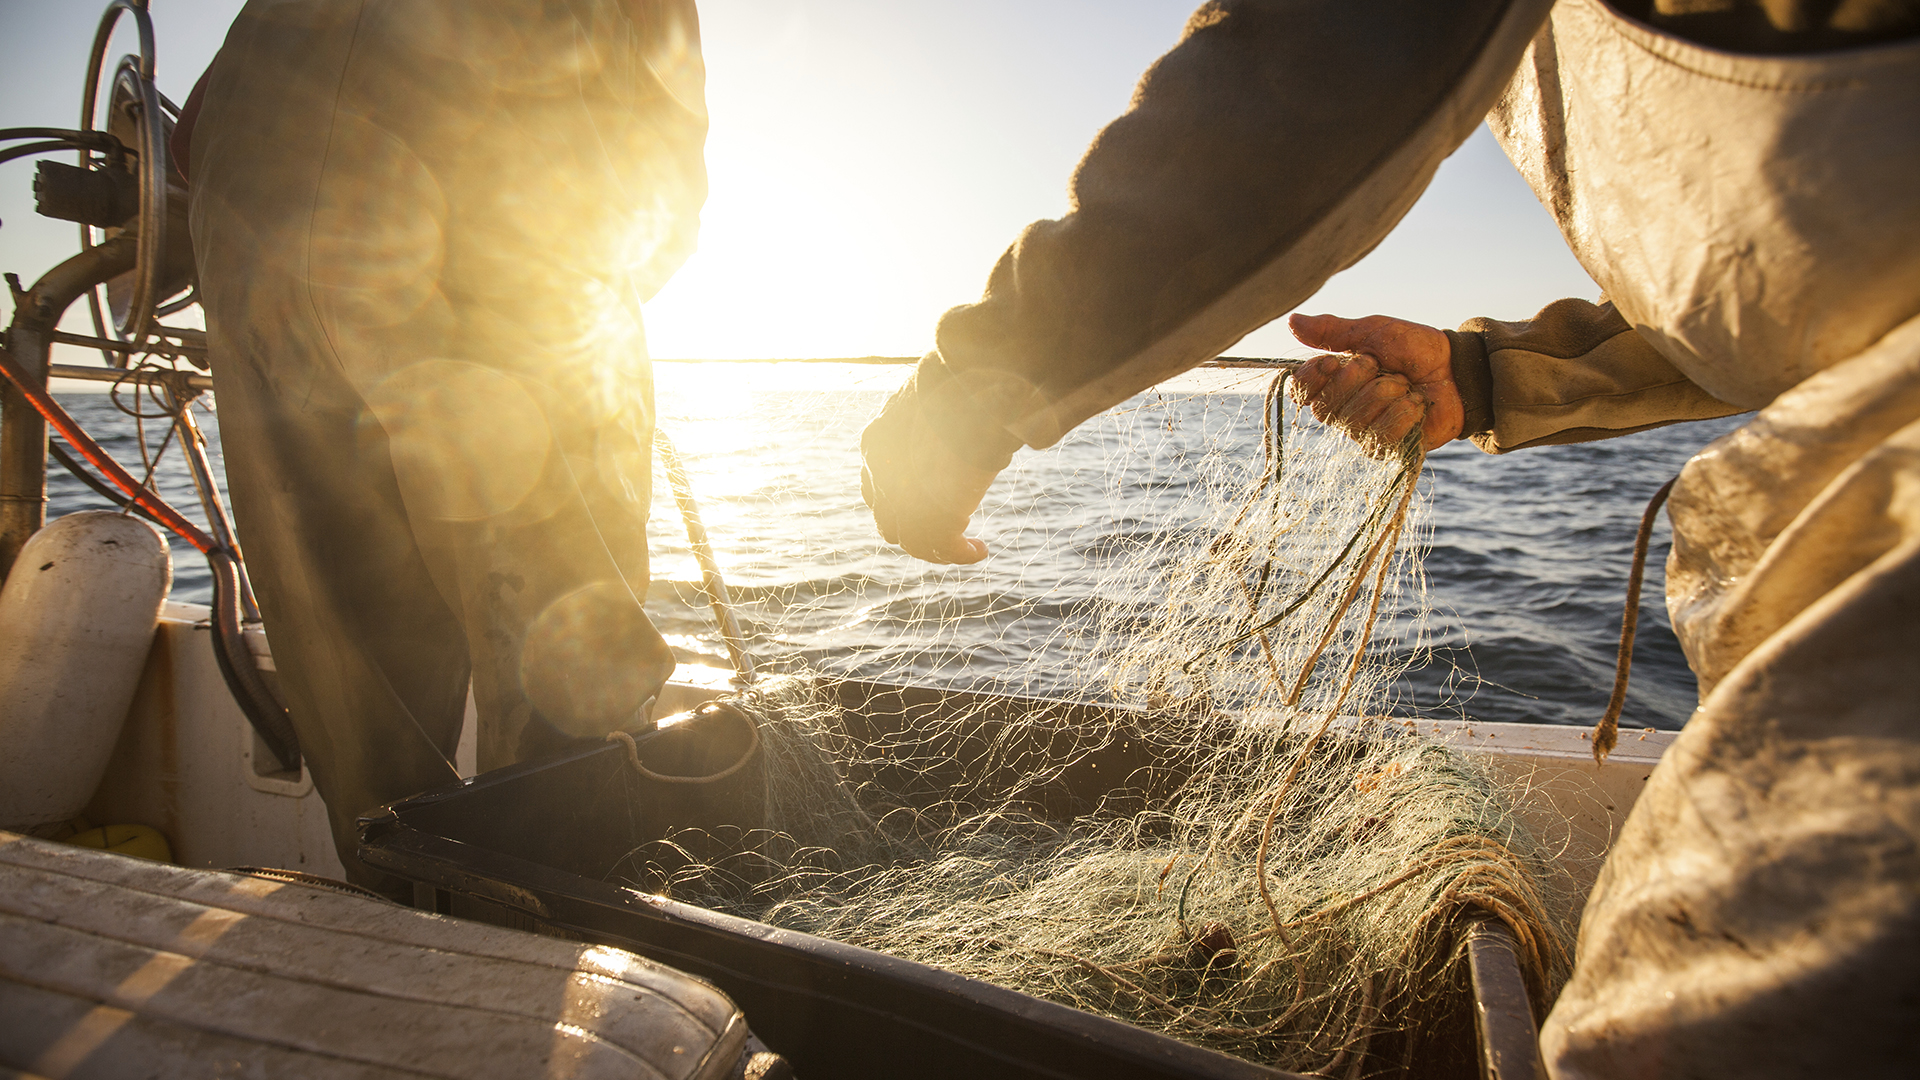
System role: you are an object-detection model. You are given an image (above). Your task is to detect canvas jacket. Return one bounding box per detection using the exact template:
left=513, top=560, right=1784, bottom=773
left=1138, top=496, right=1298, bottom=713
left=905, top=2, right=1920, bottom=1076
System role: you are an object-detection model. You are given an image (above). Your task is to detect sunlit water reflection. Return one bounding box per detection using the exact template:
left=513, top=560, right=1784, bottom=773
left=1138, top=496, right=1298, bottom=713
left=45, top=373, right=1743, bottom=730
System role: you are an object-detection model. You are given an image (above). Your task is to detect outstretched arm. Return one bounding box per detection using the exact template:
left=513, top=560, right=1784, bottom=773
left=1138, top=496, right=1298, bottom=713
left=859, top=0, right=1558, bottom=560
left=859, top=357, right=1012, bottom=565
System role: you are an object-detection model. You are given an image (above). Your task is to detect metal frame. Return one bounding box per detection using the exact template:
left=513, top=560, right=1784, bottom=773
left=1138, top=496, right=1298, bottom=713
left=1465, top=916, right=1548, bottom=1080
left=0, top=236, right=139, bottom=577
left=79, top=0, right=166, bottom=355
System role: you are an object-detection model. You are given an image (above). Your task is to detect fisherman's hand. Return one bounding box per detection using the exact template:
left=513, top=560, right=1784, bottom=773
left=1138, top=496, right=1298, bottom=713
left=1287, top=313, right=1463, bottom=453
left=860, top=356, right=1019, bottom=565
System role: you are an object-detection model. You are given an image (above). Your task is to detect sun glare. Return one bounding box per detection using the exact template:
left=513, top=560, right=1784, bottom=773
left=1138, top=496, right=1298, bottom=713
left=635, top=7, right=1090, bottom=364
left=642, top=124, right=943, bottom=362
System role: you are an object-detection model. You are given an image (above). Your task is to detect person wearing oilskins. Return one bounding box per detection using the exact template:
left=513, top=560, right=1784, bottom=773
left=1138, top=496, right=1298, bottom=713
left=861, top=1, right=1920, bottom=1074
left=187, top=0, right=707, bottom=895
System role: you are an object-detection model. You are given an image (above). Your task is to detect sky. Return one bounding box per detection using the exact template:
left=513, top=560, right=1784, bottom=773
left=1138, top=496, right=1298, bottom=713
left=0, top=0, right=1598, bottom=366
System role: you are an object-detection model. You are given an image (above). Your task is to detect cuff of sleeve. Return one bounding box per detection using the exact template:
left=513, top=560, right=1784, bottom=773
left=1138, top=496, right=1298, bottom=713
left=1444, top=328, right=1494, bottom=442
left=910, top=352, right=1027, bottom=471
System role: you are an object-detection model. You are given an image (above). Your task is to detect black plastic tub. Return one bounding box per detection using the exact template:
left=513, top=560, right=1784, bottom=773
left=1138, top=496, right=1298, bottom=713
left=358, top=678, right=1537, bottom=1080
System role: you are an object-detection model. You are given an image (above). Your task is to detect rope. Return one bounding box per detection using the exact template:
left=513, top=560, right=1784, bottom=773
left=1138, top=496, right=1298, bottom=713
left=1591, top=476, right=1676, bottom=765
left=0, top=342, right=216, bottom=553
left=654, top=428, right=756, bottom=683
left=48, top=439, right=165, bottom=530
left=606, top=704, right=761, bottom=784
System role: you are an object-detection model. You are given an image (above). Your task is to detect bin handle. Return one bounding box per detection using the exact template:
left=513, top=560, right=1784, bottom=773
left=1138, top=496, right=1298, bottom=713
left=607, top=703, right=761, bottom=785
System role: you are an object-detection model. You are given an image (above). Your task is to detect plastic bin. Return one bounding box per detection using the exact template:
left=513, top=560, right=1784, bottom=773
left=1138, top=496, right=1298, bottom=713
left=359, top=678, right=1540, bottom=1080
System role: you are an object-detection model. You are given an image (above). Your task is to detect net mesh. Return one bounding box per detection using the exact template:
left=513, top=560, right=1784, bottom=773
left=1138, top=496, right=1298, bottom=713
left=635, top=362, right=1576, bottom=1075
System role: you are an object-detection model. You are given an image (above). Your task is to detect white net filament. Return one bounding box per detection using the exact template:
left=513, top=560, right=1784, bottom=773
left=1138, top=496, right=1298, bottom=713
left=632, top=365, right=1576, bottom=1073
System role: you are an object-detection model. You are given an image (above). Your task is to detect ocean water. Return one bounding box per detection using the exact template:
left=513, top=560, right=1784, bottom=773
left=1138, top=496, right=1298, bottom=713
left=43, top=374, right=1745, bottom=732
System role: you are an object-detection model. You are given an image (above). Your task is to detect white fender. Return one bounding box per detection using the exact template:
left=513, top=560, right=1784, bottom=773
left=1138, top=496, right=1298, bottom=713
left=0, top=510, right=171, bottom=830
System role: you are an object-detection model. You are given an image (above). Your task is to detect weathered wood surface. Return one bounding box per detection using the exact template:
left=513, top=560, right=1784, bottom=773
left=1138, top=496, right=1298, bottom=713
left=0, top=832, right=748, bottom=1079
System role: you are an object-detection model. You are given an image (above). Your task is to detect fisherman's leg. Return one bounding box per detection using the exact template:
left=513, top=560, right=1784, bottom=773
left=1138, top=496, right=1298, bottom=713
left=350, top=278, right=674, bottom=768
left=332, top=0, right=703, bottom=767
left=324, top=199, right=676, bottom=769
left=197, top=0, right=703, bottom=839
left=189, top=0, right=471, bottom=891
left=384, top=382, right=676, bottom=770
left=196, top=335, right=472, bottom=891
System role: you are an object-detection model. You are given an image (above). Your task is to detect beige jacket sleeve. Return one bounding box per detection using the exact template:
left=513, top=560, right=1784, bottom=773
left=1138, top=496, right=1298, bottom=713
left=905, top=0, right=1558, bottom=458
left=1445, top=297, right=1745, bottom=453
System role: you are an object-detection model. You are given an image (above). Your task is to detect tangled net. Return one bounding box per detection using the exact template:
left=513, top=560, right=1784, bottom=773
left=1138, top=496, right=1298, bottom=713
left=627, top=371, right=1576, bottom=1075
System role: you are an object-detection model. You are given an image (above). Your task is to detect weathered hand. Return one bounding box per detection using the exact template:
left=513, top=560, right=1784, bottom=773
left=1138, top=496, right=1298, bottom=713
left=1287, top=312, right=1463, bottom=453
left=859, top=383, right=999, bottom=565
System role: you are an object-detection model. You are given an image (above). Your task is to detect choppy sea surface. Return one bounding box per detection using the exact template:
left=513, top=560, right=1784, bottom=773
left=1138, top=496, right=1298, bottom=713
left=46, top=373, right=1746, bottom=731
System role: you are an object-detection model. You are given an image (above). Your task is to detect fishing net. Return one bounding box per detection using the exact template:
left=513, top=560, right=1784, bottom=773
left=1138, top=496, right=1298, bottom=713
left=634, top=362, right=1576, bottom=1075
